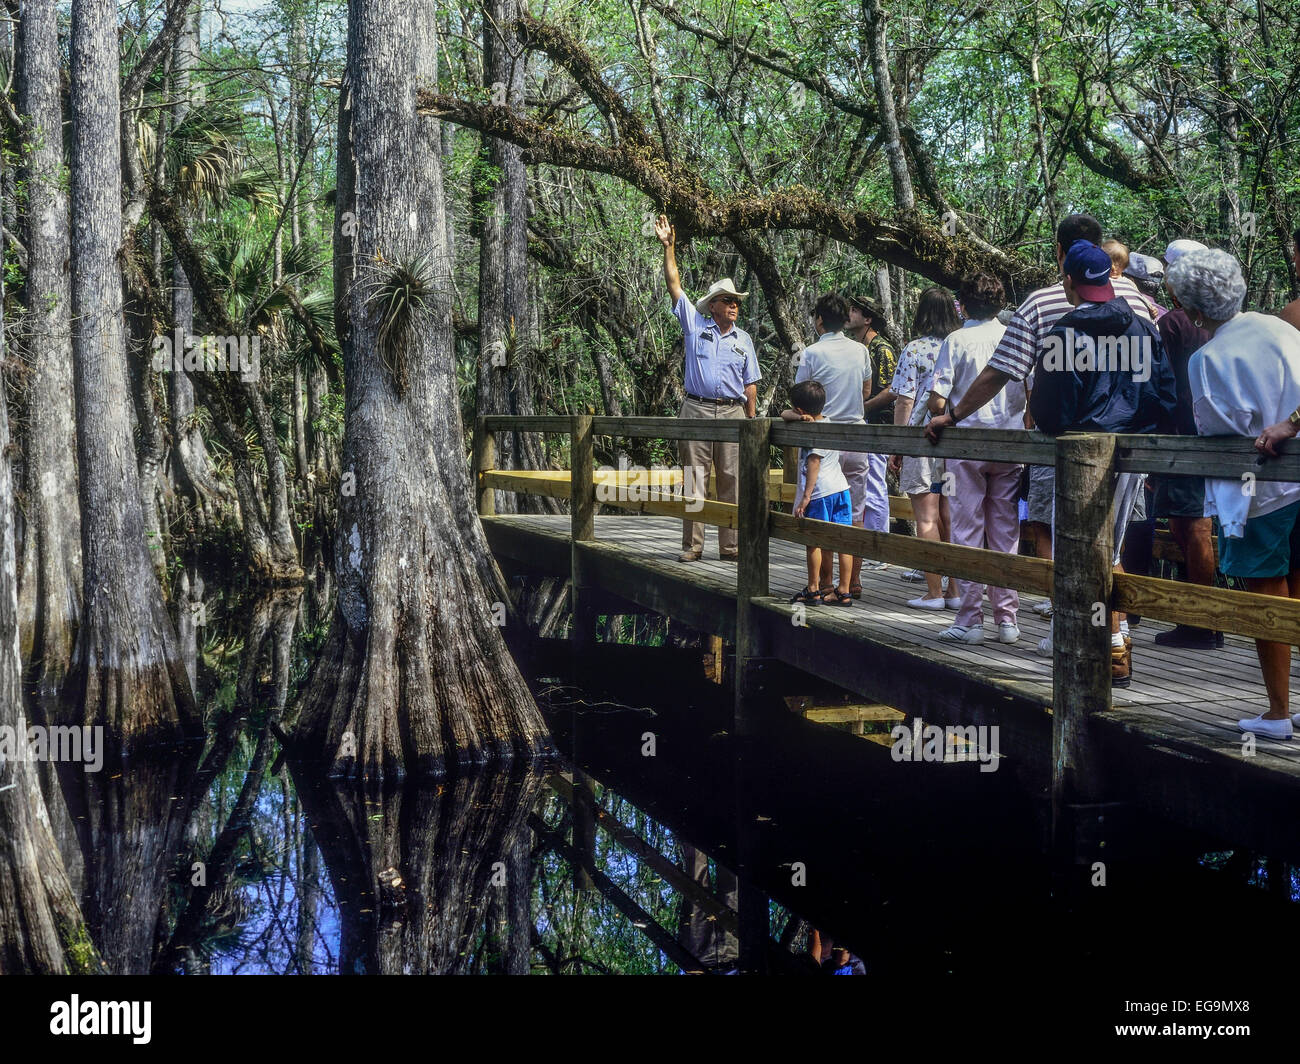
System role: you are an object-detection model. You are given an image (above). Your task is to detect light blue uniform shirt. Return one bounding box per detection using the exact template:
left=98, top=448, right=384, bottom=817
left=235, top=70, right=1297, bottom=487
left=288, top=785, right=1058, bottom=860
left=673, top=293, right=761, bottom=401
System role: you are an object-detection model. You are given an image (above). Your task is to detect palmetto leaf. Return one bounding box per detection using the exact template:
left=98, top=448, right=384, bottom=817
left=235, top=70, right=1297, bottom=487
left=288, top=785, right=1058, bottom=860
left=162, top=106, right=255, bottom=210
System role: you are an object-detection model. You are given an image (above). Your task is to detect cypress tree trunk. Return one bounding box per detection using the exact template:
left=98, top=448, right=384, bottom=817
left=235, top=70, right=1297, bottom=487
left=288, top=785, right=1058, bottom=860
left=15, top=0, right=83, bottom=693
left=477, top=0, right=554, bottom=516
left=242, top=379, right=304, bottom=582
left=0, top=200, right=100, bottom=977
left=292, top=0, right=550, bottom=777
left=168, top=1, right=231, bottom=527
left=292, top=361, right=310, bottom=481
left=126, top=269, right=171, bottom=584
left=66, top=0, right=198, bottom=741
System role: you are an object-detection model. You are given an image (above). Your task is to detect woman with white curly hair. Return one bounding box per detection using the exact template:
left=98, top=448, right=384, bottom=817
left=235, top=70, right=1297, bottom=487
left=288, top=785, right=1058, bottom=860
left=1167, top=246, right=1300, bottom=740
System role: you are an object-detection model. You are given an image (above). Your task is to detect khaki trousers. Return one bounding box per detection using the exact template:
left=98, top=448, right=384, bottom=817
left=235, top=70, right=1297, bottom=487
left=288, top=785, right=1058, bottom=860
left=678, top=397, right=746, bottom=555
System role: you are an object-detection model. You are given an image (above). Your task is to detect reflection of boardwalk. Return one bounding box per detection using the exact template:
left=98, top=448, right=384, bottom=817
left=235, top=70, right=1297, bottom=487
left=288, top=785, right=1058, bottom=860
left=488, top=513, right=1300, bottom=857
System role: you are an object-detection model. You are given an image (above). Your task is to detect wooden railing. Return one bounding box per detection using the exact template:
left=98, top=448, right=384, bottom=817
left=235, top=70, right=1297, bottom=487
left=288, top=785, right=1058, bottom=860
left=474, top=415, right=1300, bottom=811
left=476, top=414, right=1300, bottom=641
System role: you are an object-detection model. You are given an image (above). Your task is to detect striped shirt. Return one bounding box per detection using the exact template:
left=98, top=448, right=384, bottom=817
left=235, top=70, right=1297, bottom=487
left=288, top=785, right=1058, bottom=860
left=988, top=275, right=1153, bottom=383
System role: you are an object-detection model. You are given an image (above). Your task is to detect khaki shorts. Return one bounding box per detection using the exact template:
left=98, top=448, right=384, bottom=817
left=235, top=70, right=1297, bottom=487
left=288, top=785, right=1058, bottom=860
left=899, top=455, right=944, bottom=497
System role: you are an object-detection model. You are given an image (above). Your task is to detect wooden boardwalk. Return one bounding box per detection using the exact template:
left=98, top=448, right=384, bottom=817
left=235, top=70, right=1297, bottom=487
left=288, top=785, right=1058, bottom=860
left=487, top=511, right=1300, bottom=858
left=477, top=414, right=1300, bottom=861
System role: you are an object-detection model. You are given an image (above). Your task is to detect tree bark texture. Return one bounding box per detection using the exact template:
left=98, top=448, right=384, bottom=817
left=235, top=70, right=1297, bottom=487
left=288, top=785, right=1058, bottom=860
left=15, top=0, right=83, bottom=693
left=167, top=0, right=231, bottom=527
left=67, top=0, right=198, bottom=741
left=0, top=187, right=101, bottom=975
left=292, top=0, right=552, bottom=777
left=478, top=0, right=554, bottom=514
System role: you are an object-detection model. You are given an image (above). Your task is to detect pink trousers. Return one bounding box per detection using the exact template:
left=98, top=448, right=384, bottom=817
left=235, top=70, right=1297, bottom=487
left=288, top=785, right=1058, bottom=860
left=947, top=459, right=1022, bottom=627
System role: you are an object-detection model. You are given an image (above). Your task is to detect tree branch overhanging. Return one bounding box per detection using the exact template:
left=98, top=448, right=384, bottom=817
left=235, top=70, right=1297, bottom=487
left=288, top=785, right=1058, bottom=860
left=418, top=88, right=1048, bottom=297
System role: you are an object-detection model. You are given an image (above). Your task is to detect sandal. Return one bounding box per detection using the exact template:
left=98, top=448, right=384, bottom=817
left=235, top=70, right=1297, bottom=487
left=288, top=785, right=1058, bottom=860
left=821, top=589, right=853, bottom=607
left=791, top=586, right=824, bottom=605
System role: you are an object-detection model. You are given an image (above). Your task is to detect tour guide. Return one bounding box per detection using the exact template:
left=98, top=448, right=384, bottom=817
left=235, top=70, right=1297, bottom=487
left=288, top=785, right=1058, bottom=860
left=656, top=214, right=761, bottom=562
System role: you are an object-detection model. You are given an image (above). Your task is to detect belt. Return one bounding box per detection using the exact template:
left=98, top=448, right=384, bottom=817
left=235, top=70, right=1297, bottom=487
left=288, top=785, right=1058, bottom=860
left=685, top=393, right=743, bottom=406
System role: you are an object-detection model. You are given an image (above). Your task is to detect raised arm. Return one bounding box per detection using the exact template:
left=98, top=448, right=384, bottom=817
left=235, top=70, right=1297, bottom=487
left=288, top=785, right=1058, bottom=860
left=655, top=214, right=684, bottom=306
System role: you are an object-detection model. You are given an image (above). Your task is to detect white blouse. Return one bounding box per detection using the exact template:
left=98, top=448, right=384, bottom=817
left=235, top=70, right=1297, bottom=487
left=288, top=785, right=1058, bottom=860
left=1189, top=311, right=1300, bottom=536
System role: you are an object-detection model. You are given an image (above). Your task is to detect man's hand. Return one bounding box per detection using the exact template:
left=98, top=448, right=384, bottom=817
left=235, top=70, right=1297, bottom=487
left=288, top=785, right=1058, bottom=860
left=888, top=454, right=902, bottom=476
left=1255, top=418, right=1298, bottom=457
left=794, top=498, right=809, bottom=518
left=659, top=215, right=684, bottom=304
left=926, top=412, right=955, bottom=443
left=654, top=214, right=675, bottom=247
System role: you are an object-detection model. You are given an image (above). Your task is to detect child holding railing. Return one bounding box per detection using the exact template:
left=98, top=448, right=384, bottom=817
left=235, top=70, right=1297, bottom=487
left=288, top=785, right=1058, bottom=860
left=784, top=380, right=854, bottom=607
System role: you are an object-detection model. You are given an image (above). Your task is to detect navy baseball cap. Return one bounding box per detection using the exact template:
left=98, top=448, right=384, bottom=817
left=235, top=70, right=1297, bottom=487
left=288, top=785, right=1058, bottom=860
left=1062, top=240, right=1115, bottom=302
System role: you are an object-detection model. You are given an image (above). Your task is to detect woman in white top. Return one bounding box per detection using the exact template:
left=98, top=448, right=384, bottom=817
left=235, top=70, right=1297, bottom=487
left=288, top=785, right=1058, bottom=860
left=1168, top=247, right=1300, bottom=740
left=927, top=273, right=1027, bottom=646
left=887, top=287, right=962, bottom=608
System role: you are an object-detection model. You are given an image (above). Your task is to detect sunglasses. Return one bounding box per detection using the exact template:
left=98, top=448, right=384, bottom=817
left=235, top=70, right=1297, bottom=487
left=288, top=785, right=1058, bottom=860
left=714, top=296, right=741, bottom=306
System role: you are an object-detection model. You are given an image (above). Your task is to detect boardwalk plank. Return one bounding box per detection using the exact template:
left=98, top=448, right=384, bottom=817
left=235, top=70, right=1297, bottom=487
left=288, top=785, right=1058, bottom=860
left=483, top=513, right=1300, bottom=788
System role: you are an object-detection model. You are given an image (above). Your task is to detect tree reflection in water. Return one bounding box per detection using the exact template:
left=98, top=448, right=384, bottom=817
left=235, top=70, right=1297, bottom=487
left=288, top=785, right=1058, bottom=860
left=293, top=768, right=545, bottom=974
left=39, top=585, right=817, bottom=974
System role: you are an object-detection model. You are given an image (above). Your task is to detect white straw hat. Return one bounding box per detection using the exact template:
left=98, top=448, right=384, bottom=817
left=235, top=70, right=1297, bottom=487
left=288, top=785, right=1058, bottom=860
left=695, top=278, right=748, bottom=317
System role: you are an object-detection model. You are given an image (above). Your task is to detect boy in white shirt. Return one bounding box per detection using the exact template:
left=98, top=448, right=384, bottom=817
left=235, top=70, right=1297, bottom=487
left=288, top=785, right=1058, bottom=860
left=784, top=380, right=854, bottom=607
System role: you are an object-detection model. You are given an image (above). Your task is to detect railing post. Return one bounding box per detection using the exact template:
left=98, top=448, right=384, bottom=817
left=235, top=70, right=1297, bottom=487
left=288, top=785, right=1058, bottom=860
left=570, top=414, right=596, bottom=646
left=1051, top=432, right=1117, bottom=858
left=734, top=417, right=771, bottom=734
left=472, top=416, right=496, bottom=517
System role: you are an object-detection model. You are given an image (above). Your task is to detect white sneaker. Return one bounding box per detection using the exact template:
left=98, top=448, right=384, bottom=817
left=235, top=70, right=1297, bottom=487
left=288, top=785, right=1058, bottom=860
left=1238, top=714, right=1293, bottom=740
left=1294, top=712, right=1300, bottom=727
left=862, top=560, right=888, bottom=571
left=1032, top=599, right=1054, bottom=617
left=938, top=624, right=984, bottom=644
left=1037, top=620, right=1053, bottom=656
left=944, top=597, right=962, bottom=610
left=998, top=623, right=1020, bottom=644
left=900, top=568, right=925, bottom=582
left=907, top=595, right=947, bottom=610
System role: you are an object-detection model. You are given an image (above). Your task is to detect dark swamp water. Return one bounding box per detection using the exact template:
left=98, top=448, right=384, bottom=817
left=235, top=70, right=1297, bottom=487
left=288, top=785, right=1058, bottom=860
left=33, top=576, right=1300, bottom=978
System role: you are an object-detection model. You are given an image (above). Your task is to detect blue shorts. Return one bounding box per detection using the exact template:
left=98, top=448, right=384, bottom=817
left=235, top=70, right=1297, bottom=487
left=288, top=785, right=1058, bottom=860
left=806, top=489, right=852, bottom=525
left=1217, top=501, right=1300, bottom=579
